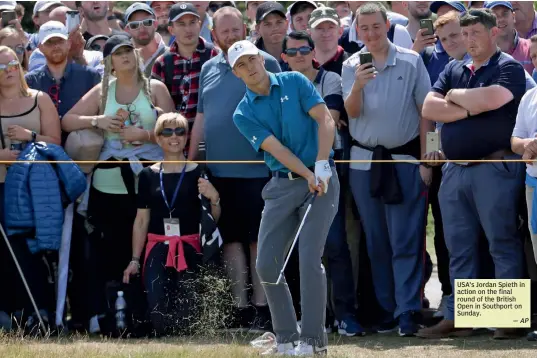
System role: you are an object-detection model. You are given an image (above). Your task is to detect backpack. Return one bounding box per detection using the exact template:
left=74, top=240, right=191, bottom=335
left=162, top=42, right=215, bottom=91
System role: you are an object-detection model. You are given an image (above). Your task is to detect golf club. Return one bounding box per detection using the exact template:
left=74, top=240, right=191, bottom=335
left=274, top=191, right=318, bottom=285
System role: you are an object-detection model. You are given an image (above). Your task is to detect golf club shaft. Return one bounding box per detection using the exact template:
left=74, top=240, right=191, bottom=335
left=0, top=223, right=47, bottom=335
left=275, top=192, right=318, bottom=285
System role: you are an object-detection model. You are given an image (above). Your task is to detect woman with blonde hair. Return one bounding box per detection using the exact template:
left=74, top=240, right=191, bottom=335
left=63, top=35, right=174, bottom=334
left=0, top=27, right=28, bottom=72
left=0, top=45, right=61, bottom=330
left=123, top=112, right=220, bottom=335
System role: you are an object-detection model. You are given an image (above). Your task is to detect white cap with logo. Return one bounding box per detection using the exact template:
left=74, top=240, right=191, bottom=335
left=228, top=40, right=260, bottom=69
left=39, top=21, right=68, bottom=45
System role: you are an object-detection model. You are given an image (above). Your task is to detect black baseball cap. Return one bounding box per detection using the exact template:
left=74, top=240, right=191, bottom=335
left=85, top=35, right=109, bottom=50
left=169, top=2, right=200, bottom=22
left=125, top=2, right=155, bottom=22
left=103, top=35, right=134, bottom=58
left=256, top=2, right=286, bottom=23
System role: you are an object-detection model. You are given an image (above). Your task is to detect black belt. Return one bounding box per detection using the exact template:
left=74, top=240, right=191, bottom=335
left=271, top=159, right=335, bottom=180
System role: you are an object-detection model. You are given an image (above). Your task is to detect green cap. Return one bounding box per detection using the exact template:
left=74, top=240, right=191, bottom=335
left=308, top=6, right=340, bottom=29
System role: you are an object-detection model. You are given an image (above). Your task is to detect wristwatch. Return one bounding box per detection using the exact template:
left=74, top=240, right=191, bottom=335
left=91, top=117, right=98, bottom=128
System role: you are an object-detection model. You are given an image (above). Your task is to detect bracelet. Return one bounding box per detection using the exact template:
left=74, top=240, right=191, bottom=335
left=132, top=256, right=140, bottom=262
left=130, top=260, right=140, bottom=268
left=211, top=197, right=221, bottom=206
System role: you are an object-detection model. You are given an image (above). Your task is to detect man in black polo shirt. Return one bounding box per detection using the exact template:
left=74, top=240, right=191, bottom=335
left=418, top=8, right=526, bottom=339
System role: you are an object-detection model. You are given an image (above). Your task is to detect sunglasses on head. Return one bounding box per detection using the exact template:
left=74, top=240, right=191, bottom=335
left=208, top=2, right=234, bottom=12
left=0, top=60, right=19, bottom=74
left=284, top=46, right=312, bottom=57
left=9, top=45, right=24, bottom=56
left=127, top=18, right=155, bottom=30
left=159, top=127, right=187, bottom=137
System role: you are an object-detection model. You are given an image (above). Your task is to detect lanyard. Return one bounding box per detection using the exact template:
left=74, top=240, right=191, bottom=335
left=159, top=164, right=187, bottom=218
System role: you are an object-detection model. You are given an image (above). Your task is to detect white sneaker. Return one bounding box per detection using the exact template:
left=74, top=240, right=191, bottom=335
left=433, top=296, right=448, bottom=318
left=261, top=342, right=296, bottom=356
left=294, top=342, right=327, bottom=356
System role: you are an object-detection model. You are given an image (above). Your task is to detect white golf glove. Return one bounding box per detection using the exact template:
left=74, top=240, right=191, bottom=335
left=315, top=160, right=332, bottom=193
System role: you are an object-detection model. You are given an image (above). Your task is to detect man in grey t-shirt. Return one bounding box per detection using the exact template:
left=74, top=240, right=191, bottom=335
left=282, top=30, right=364, bottom=337
left=189, top=7, right=281, bottom=333
left=342, top=3, right=431, bottom=337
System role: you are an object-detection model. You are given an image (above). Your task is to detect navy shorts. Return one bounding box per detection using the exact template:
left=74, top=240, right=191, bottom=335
left=210, top=177, right=268, bottom=245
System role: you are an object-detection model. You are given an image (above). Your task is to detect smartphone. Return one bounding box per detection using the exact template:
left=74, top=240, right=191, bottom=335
left=66, top=10, right=80, bottom=33
left=10, top=142, right=23, bottom=151
left=426, top=132, right=440, bottom=154
left=359, top=52, right=373, bottom=67
left=420, top=19, right=434, bottom=36
left=1, top=11, right=16, bottom=28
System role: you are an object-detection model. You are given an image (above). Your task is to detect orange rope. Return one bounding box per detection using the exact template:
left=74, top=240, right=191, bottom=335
left=0, top=159, right=530, bottom=164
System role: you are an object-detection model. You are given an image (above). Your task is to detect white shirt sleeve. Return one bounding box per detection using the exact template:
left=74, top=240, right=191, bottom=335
left=393, top=24, right=413, bottom=50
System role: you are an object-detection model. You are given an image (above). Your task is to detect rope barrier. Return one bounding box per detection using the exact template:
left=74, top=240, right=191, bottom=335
left=0, top=159, right=531, bottom=164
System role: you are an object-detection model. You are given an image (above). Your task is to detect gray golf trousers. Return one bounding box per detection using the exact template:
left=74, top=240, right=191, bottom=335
left=256, top=167, right=339, bottom=347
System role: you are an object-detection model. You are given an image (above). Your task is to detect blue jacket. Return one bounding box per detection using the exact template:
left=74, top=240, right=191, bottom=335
left=4, top=142, right=87, bottom=253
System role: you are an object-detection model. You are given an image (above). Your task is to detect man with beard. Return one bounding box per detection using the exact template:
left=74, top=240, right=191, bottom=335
left=406, top=1, right=438, bottom=54
left=75, top=1, right=127, bottom=41
left=148, top=1, right=176, bottom=46
left=28, top=5, right=104, bottom=76
left=188, top=6, right=280, bottom=332
left=124, top=3, right=168, bottom=78
left=25, top=21, right=101, bottom=145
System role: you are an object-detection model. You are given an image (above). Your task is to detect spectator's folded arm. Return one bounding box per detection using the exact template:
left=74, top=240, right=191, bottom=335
left=422, top=91, right=468, bottom=123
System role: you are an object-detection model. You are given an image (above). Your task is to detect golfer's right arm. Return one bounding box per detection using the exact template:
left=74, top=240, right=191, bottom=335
left=260, top=136, right=312, bottom=178
left=233, top=110, right=312, bottom=179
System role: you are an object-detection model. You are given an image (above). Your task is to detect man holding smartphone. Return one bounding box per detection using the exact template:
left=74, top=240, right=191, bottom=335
left=342, top=2, right=431, bottom=337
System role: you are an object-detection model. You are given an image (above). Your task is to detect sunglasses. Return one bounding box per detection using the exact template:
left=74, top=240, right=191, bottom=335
left=89, top=43, right=104, bottom=51
left=126, top=18, right=155, bottom=30
left=0, top=60, right=19, bottom=74
left=284, top=46, right=312, bottom=57
left=159, top=127, right=187, bottom=137
left=9, top=45, right=24, bottom=56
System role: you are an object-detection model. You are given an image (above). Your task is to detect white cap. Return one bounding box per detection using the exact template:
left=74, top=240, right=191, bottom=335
left=38, top=21, right=68, bottom=45
left=33, top=0, right=63, bottom=16
left=228, top=40, right=260, bottom=68
left=0, top=1, right=16, bottom=11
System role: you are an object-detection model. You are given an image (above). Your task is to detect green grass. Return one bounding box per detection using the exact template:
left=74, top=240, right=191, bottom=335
left=2, top=331, right=537, bottom=357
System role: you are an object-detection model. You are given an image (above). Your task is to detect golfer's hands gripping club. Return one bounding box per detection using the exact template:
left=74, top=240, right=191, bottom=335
left=307, top=160, right=332, bottom=195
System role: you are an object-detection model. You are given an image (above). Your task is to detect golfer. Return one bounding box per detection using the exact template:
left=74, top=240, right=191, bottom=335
left=231, top=40, right=339, bottom=356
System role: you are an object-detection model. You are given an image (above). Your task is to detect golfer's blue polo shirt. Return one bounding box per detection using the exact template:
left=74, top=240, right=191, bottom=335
left=233, top=71, right=328, bottom=173
left=433, top=50, right=526, bottom=160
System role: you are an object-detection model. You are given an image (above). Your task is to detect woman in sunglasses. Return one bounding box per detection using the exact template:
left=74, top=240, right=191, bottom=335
left=63, top=35, right=174, bottom=333
left=0, top=45, right=61, bottom=328
left=123, top=112, right=220, bottom=335
left=0, top=27, right=28, bottom=72
left=0, top=46, right=61, bottom=224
